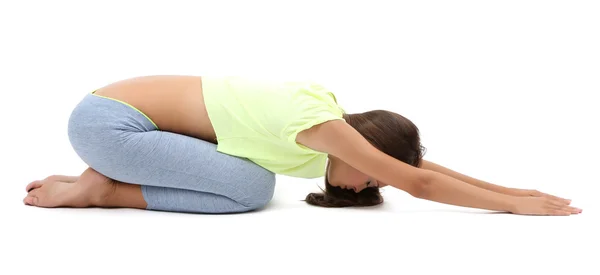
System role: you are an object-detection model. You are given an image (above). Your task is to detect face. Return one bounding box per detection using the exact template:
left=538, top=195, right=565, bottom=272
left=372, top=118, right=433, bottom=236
left=326, top=156, right=387, bottom=193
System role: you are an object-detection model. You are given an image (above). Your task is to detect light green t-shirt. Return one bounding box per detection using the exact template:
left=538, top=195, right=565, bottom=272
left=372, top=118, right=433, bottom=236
left=202, top=76, right=346, bottom=178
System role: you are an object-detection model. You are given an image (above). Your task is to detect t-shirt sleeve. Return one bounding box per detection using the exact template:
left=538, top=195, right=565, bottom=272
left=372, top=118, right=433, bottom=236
left=282, top=83, right=346, bottom=148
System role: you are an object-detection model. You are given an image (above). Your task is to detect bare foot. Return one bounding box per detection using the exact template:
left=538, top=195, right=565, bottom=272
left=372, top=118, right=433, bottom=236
left=24, top=168, right=115, bottom=208
left=26, top=175, right=79, bottom=192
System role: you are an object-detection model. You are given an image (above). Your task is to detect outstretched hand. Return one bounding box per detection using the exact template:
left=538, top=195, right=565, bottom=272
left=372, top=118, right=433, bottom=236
left=511, top=196, right=582, bottom=216
left=508, top=188, right=569, bottom=201
left=507, top=188, right=582, bottom=216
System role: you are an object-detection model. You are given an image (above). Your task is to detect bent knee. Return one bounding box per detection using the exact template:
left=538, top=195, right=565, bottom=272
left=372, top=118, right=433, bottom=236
left=67, top=97, right=118, bottom=154
left=243, top=194, right=273, bottom=211
left=239, top=172, right=276, bottom=210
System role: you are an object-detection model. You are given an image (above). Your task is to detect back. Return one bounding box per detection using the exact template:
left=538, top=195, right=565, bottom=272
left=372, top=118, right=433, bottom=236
left=201, top=76, right=345, bottom=178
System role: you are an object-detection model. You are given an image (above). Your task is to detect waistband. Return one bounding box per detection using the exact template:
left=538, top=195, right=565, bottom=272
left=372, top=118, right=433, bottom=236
left=89, top=91, right=159, bottom=130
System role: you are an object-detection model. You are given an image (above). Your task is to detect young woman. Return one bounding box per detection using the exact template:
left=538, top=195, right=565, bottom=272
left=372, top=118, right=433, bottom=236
left=23, top=75, right=581, bottom=215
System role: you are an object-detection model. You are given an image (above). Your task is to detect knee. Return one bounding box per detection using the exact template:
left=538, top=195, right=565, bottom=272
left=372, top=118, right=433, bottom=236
left=239, top=171, right=276, bottom=211
left=67, top=100, right=90, bottom=151
left=243, top=196, right=273, bottom=211
left=67, top=99, right=111, bottom=156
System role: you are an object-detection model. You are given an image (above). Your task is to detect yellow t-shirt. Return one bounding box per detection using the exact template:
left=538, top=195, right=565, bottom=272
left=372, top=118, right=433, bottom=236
left=201, top=76, right=345, bottom=178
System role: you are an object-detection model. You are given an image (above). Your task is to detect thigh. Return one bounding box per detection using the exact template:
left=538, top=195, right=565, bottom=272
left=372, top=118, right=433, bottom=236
left=113, top=130, right=276, bottom=203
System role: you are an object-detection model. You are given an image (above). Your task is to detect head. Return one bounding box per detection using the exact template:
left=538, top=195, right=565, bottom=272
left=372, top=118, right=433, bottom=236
left=305, top=110, right=425, bottom=207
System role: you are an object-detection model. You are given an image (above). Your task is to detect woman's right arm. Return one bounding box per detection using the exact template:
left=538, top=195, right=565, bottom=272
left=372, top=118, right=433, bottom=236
left=296, top=120, right=580, bottom=215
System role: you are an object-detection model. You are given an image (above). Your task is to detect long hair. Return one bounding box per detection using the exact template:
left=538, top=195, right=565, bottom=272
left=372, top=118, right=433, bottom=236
left=305, top=110, right=425, bottom=207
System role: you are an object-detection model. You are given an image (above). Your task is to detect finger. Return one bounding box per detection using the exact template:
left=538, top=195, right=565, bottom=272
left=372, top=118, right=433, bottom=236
left=26, top=180, right=43, bottom=192
left=562, top=206, right=581, bottom=214
left=545, top=194, right=571, bottom=204
left=547, top=197, right=576, bottom=208
left=549, top=204, right=581, bottom=214
left=544, top=207, right=571, bottom=216
left=564, top=206, right=582, bottom=214
left=547, top=199, right=567, bottom=207
left=550, top=201, right=582, bottom=214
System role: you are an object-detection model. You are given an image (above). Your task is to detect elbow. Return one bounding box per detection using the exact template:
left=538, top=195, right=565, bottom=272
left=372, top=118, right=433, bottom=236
left=407, top=170, right=435, bottom=199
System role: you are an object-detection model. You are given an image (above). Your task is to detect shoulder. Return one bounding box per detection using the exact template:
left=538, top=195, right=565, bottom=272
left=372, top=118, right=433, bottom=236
left=295, top=119, right=358, bottom=156
left=279, top=80, right=346, bottom=147
left=295, top=117, right=409, bottom=170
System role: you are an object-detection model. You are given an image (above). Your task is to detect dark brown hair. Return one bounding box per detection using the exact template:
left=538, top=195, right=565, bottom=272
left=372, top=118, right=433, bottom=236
left=305, top=110, right=425, bottom=207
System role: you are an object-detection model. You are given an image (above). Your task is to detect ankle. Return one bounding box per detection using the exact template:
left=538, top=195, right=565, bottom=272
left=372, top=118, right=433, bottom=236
left=89, top=179, right=147, bottom=209
left=89, top=179, right=118, bottom=207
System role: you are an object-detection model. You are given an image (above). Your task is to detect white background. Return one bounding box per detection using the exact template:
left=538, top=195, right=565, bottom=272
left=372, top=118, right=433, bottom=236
left=1, top=1, right=598, bottom=275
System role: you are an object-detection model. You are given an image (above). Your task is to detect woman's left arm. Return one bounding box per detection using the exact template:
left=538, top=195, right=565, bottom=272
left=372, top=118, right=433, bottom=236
left=419, top=159, right=567, bottom=200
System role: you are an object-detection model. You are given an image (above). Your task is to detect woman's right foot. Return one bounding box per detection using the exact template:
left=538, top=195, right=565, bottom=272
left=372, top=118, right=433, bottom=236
left=26, top=175, right=79, bottom=192
left=24, top=168, right=116, bottom=208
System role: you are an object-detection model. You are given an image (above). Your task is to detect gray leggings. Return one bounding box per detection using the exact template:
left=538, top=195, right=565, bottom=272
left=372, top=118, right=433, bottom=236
left=67, top=93, right=276, bottom=214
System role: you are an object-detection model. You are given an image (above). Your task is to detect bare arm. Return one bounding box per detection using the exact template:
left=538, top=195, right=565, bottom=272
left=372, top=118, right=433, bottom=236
left=419, top=160, right=513, bottom=194
left=419, top=160, right=571, bottom=201
left=296, top=120, right=517, bottom=212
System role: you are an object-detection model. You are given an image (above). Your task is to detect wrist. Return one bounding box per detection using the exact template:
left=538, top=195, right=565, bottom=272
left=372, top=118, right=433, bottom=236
left=505, top=196, right=521, bottom=213
left=501, top=187, right=520, bottom=196
left=504, top=187, right=532, bottom=197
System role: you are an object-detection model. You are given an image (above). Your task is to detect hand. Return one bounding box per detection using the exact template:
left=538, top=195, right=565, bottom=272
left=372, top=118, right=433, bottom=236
left=510, top=196, right=582, bottom=216
left=507, top=188, right=568, bottom=201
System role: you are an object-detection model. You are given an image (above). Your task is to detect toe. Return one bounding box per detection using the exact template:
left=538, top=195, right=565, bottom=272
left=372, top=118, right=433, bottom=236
left=26, top=180, right=43, bottom=192
left=24, top=191, right=39, bottom=206
left=23, top=196, right=34, bottom=206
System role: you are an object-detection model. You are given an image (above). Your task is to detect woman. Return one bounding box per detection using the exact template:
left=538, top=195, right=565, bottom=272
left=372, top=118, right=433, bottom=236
left=23, top=75, right=581, bottom=215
